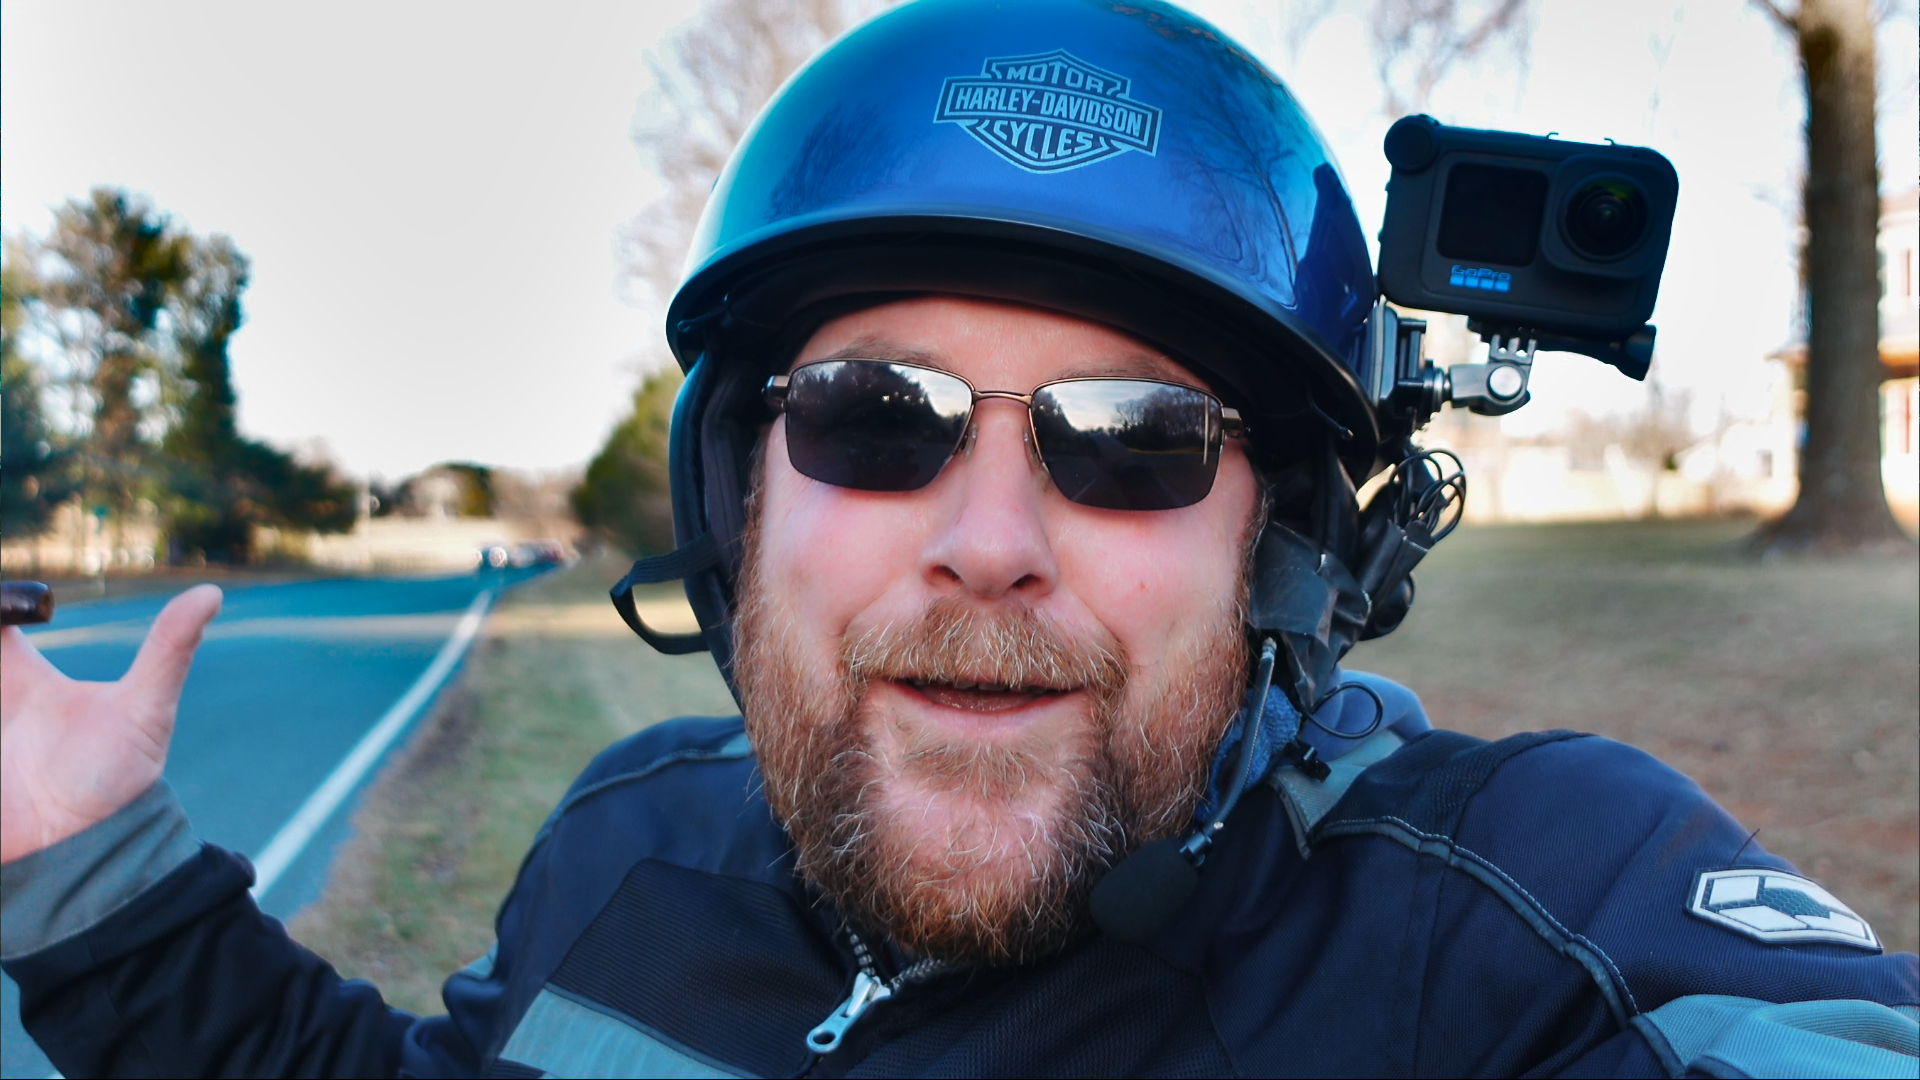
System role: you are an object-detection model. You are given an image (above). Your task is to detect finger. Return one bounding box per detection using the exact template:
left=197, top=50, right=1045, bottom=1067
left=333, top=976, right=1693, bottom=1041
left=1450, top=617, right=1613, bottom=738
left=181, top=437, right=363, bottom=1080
left=0, top=626, right=67, bottom=722
left=125, top=585, right=224, bottom=700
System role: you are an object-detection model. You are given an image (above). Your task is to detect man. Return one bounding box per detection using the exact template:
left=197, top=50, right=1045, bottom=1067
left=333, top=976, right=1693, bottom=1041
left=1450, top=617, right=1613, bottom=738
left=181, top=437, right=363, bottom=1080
left=3, top=1, right=1915, bottom=1076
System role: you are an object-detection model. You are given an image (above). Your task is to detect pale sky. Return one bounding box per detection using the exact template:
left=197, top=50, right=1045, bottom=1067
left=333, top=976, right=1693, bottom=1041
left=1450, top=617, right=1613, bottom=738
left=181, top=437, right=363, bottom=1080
left=4, top=0, right=1915, bottom=477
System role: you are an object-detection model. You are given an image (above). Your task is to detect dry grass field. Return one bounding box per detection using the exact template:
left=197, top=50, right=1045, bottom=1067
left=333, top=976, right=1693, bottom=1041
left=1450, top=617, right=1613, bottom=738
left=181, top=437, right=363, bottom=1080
left=291, top=520, right=1918, bottom=1016
left=1358, top=518, right=1918, bottom=954
left=288, top=557, right=736, bottom=1014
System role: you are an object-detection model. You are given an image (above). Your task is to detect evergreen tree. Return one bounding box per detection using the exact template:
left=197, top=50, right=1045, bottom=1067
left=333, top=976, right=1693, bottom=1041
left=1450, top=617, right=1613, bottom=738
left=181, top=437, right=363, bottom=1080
left=436, top=463, right=496, bottom=518
left=2, top=262, right=78, bottom=539
left=571, top=368, right=679, bottom=556
left=9, top=189, right=355, bottom=563
left=588, top=0, right=873, bottom=559
left=161, top=236, right=355, bottom=562
left=33, top=190, right=190, bottom=525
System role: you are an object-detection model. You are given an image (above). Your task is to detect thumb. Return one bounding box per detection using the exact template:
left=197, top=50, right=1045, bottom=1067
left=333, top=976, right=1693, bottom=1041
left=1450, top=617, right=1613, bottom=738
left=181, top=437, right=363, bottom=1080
left=125, top=585, right=224, bottom=700
left=1, top=626, right=65, bottom=721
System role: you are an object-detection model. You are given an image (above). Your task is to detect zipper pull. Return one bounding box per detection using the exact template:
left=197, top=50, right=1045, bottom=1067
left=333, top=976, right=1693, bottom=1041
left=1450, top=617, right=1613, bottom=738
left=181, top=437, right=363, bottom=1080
left=806, top=970, right=892, bottom=1055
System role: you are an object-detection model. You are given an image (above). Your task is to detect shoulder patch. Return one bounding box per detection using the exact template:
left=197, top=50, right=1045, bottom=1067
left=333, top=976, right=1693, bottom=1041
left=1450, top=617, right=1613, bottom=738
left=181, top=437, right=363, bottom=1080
left=1688, top=868, right=1881, bottom=951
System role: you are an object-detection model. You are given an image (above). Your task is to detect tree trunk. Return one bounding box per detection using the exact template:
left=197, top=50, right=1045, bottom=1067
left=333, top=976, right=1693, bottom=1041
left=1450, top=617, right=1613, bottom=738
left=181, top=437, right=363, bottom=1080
left=1755, top=0, right=1912, bottom=551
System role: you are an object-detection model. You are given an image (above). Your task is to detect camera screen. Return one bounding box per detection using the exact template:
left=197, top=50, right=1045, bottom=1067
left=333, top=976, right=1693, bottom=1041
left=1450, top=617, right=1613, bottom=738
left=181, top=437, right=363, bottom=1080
left=1437, top=163, right=1549, bottom=267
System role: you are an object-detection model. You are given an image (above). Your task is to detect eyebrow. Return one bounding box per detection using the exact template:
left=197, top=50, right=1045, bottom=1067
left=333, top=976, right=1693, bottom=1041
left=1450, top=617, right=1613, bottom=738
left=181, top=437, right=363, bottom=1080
left=1052, top=355, right=1196, bottom=384
left=807, top=336, right=1203, bottom=388
left=812, top=337, right=946, bottom=368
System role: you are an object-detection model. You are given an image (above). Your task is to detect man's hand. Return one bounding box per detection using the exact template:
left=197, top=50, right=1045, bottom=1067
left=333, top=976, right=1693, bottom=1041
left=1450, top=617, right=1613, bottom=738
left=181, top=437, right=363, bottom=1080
left=1, top=585, right=222, bottom=863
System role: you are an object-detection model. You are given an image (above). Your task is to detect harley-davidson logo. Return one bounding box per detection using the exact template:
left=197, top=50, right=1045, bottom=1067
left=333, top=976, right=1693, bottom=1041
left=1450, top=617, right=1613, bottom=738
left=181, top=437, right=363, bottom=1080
left=935, top=50, right=1161, bottom=173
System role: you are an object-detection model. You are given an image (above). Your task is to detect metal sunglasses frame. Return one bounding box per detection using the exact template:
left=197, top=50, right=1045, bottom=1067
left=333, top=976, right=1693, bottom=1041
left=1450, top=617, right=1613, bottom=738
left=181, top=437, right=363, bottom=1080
left=764, top=359, right=1247, bottom=478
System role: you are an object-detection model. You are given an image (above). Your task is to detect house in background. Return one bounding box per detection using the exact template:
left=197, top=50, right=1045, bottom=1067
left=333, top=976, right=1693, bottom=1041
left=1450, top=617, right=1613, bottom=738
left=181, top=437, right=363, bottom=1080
left=1766, top=185, right=1920, bottom=526
left=1408, top=313, right=1732, bottom=523
left=1405, top=186, right=1918, bottom=528
left=0, top=501, right=162, bottom=576
left=1871, top=187, right=1916, bottom=524
left=302, top=465, right=582, bottom=572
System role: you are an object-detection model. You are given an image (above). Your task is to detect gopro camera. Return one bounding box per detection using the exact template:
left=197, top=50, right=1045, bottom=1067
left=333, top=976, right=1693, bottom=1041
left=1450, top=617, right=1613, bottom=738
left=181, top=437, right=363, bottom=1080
left=1367, top=115, right=1678, bottom=429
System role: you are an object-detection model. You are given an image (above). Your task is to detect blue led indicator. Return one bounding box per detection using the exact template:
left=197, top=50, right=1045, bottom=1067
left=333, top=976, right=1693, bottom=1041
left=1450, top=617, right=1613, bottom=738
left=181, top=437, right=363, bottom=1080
left=1449, top=265, right=1511, bottom=292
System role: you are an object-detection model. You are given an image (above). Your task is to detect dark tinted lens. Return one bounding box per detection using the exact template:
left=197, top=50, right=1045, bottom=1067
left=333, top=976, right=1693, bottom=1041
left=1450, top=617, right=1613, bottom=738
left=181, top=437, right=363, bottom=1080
left=783, top=361, right=973, bottom=492
left=1031, top=380, right=1220, bottom=511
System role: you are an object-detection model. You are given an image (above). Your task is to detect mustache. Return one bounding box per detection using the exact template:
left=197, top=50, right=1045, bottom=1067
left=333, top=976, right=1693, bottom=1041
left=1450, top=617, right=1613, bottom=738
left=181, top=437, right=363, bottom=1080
left=733, top=523, right=1246, bottom=963
left=841, top=597, right=1130, bottom=705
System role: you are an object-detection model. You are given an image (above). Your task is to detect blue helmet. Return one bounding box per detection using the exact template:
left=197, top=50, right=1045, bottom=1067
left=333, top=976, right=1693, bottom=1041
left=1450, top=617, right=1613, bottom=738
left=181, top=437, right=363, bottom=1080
left=624, top=0, right=1384, bottom=677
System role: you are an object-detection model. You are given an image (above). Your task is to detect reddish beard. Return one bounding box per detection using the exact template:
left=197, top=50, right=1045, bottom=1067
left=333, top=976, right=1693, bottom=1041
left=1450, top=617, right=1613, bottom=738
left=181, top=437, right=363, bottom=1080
left=735, top=530, right=1248, bottom=965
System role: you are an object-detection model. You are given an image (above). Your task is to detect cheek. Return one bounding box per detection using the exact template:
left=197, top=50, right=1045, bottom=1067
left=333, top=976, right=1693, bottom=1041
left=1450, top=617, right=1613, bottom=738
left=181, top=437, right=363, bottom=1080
left=1052, top=459, right=1253, bottom=677
left=758, top=424, right=931, bottom=645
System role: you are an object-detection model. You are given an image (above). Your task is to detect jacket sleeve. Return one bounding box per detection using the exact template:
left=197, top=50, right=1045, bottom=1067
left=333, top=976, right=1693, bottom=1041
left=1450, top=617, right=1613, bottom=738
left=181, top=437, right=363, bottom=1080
left=1446, top=736, right=1920, bottom=1078
left=0, top=782, right=425, bottom=1079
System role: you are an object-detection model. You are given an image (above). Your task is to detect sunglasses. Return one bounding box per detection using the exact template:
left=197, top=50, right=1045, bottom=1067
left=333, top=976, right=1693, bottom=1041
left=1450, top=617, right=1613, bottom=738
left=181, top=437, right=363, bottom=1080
left=765, top=359, right=1245, bottom=511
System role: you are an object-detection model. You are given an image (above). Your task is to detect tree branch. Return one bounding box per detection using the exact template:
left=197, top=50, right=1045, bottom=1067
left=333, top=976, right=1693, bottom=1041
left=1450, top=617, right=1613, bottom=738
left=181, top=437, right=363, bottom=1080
left=1750, top=0, right=1800, bottom=33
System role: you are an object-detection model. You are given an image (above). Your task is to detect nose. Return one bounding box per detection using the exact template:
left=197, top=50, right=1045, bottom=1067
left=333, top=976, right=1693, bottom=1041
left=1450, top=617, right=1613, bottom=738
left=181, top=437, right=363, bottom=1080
left=920, top=401, right=1058, bottom=601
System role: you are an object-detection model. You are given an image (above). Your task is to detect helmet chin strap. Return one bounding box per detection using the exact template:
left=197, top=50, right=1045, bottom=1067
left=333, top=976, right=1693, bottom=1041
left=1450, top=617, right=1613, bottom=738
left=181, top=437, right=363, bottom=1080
left=1088, top=638, right=1277, bottom=943
left=1089, top=439, right=1463, bottom=945
left=1087, top=514, right=1358, bottom=946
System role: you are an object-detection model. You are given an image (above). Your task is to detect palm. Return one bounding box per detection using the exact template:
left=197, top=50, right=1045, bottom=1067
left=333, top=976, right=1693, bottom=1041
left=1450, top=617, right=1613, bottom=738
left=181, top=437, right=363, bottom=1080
left=0, top=585, right=221, bottom=863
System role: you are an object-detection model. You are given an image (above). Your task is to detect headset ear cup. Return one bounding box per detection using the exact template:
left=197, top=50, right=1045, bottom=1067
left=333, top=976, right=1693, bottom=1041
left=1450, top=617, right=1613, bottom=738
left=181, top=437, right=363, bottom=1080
left=699, top=360, right=761, bottom=578
left=1363, top=576, right=1415, bottom=639
left=1311, top=437, right=1361, bottom=568
left=655, top=345, right=766, bottom=706
left=1246, top=519, right=1366, bottom=710
left=668, top=352, right=714, bottom=558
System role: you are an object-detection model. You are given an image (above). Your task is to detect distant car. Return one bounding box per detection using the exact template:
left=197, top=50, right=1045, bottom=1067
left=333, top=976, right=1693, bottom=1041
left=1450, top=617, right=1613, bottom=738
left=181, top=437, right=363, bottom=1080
left=509, top=539, right=570, bottom=569
left=478, top=543, right=512, bottom=571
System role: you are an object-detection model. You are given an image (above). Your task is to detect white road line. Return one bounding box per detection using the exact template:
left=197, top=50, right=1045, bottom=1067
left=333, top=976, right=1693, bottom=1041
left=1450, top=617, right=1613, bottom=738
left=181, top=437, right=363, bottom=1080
left=249, top=589, right=495, bottom=900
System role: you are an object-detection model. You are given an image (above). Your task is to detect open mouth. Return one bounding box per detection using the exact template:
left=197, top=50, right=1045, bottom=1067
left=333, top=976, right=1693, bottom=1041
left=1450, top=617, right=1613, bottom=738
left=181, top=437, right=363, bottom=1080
left=900, top=677, right=1073, bottom=713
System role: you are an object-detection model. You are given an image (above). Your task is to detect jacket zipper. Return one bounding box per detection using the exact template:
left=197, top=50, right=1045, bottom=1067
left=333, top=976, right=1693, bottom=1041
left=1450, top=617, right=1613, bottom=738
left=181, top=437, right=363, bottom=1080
left=805, top=931, right=951, bottom=1055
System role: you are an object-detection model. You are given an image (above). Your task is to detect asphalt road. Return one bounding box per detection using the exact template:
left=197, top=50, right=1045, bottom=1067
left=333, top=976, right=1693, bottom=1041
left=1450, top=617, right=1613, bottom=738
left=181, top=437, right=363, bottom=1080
left=2, top=569, right=544, bottom=1079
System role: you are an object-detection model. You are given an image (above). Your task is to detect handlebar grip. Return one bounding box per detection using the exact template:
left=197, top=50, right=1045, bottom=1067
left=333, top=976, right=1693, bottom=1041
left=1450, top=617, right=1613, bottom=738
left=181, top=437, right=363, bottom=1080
left=2, top=581, right=55, bottom=626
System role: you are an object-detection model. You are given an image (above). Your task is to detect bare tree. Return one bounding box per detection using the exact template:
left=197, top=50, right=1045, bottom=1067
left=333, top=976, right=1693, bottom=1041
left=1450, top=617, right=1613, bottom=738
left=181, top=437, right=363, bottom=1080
left=582, top=0, right=886, bottom=550
left=1565, top=377, right=1696, bottom=470
left=620, top=0, right=884, bottom=309
left=1362, top=0, right=1533, bottom=118
left=1750, top=0, right=1910, bottom=550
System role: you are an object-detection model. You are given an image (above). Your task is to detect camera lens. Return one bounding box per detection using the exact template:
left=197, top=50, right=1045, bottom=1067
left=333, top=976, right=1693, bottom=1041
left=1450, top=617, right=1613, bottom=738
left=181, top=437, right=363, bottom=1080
left=1563, top=177, right=1648, bottom=260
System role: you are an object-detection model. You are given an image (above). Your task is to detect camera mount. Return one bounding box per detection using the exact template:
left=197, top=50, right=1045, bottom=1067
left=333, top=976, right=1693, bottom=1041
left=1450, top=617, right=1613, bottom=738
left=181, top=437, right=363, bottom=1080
left=1363, top=301, right=1540, bottom=430
left=1445, top=329, right=1537, bottom=416
left=1363, top=115, right=1676, bottom=442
